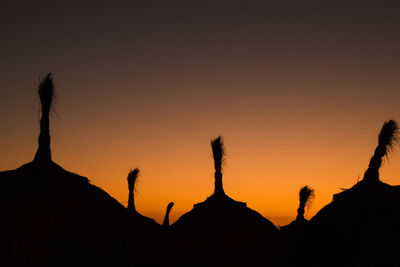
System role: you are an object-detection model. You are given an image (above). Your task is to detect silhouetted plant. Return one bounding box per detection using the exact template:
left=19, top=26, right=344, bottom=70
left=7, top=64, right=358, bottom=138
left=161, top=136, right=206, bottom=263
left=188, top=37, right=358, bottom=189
left=127, top=168, right=139, bottom=213
left=363, top=120, right=399, bottom=181
left=162, top=202, right=174, bottom=228
left=211, top=136, right=225, bottom=196
left=34, top=73, right=54, bottom=162
left=296, top=186, right=314, bottom=220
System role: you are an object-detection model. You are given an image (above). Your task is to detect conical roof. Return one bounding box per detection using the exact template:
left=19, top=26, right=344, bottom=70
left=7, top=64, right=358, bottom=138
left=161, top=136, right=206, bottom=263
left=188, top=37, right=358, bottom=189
left=309, top=120, right=400, bottom=266
left=281, top=186, right=314, bottom=233
left=0, top=74, right=159, bottom=266
left=126, top=168, right=160, bottom=228
left=280, top=186, right=314, bottom=267
left=169, top=136, right=280, bottom=266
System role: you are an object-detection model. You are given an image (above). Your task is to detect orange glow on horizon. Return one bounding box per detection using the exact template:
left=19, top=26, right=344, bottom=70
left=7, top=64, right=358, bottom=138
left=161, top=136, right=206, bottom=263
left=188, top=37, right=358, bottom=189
left=1, top=1, right=400, bottom=227
left=2, top=105, right=400, bottom=227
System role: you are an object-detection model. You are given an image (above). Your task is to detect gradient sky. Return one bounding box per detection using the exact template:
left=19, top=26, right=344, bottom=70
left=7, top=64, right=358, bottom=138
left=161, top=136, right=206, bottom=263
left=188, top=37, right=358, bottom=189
left=1, top=1, right=400, bottom=226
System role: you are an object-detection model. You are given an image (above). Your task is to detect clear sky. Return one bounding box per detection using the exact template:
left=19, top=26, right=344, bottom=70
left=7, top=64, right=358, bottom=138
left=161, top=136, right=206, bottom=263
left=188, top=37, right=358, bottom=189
left=1, top=1, right=400, bottom=226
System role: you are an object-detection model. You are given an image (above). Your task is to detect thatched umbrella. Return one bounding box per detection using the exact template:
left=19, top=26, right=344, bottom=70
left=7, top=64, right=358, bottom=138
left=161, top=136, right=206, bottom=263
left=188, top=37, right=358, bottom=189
left=169, top=136, right=280, bottom=266
left=125, top=168, right=162, bottom=264
left=280, top=186, right=314, bottom=267
left=309, top=120, right=400, bottom=266
left=281, top=186, right=314, bottom=232
left=0, top=74, right=154, bottom=266
left=156, top=201, right=175, bottom=264
left=126, top=168, right=159, bottom=225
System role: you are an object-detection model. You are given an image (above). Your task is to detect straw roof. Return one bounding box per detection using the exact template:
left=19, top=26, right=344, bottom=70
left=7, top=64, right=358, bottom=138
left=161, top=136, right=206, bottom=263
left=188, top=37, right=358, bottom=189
left=0, top=74, right=160, bottom=266
left=309, top=120, right=400, bottom=266
left=169, top=136, right=281, bottom=266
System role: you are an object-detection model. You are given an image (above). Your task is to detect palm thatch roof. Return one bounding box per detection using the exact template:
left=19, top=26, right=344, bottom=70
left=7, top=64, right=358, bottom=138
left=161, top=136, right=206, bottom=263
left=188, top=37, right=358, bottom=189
left=308, top=120, right=400, bottom=266
left=280, top=186, right=314, bottom=267
left=281, top=186, right=314, bottom=231
left=126, top=168, right=160, bottom=228
left=0, top=74, right=160, bottom=266
left=169, top=136, right=280, bottom=266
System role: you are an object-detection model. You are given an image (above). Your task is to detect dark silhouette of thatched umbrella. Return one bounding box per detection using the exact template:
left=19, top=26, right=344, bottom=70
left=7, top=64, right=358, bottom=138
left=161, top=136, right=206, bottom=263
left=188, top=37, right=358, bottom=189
left=281, top=186, right=314, bottom=232
left=280, top=186, right=314, bottom=267
left=0, top=74, right=156, bottom=266
left=169, top=136, right=280, bottom=266
left=125, top=168, right=162, bottom=264
left=309, top=120, right=400, bottom=266
left=126, top=168, right=160, bottom=226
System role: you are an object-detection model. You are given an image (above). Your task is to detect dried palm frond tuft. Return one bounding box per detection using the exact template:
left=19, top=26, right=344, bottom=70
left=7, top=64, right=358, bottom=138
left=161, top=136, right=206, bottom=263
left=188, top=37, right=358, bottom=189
left=127, top=168, right=139, bottom=192
left=38, top=73, right=55, bottom=114
left=34, top=73, right=55, bottom=162
left=299, top=186, right=315, bottom=210
left=364, top=120, right=399, bottom=181
left=211, top=136, right=226, bottom=195
left=211, top=136, right=225, bottom=174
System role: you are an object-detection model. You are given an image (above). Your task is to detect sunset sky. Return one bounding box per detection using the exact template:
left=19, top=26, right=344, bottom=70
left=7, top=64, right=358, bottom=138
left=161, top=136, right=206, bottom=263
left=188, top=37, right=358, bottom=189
left=1, top=1, right=400, bottom=226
